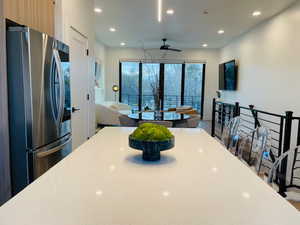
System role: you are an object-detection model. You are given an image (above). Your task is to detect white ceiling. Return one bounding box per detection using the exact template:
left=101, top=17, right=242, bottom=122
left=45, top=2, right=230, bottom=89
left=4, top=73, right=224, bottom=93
left=94, top=0, right=296, bottom=49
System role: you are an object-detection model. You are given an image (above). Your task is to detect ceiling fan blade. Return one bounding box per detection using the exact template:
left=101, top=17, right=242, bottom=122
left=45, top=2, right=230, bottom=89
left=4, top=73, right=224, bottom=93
left=159, top=39, right=182, bottom=52
left=168, top=48, right=182, bottom=52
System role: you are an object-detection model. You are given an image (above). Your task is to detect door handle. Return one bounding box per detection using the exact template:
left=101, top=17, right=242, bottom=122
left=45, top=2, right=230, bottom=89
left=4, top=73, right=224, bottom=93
left=53, top=49, right=65, bottom=124
left=72, top=107, right=80, bottom=113
left=36, top=136, right=72, bottom=158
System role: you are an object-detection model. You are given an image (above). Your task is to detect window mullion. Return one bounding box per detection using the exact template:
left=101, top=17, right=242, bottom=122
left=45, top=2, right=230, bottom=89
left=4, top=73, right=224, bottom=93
left=181, top=64, right=186, bottom=106
left=119, top=62, right=122, bottom=102
left=159, top=63, right=165, bottom=110
left=138, top=62, right=142, bottom=112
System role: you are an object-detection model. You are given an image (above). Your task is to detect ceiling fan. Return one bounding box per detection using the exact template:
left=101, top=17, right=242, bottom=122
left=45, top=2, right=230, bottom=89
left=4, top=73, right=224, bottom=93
left=160, top=38, right=182, bottom=52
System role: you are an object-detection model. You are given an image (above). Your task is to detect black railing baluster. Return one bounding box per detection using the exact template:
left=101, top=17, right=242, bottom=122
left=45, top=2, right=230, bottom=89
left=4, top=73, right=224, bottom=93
left=220, top=103, right=224, bottom=135
left=278, top=117, right=284, bottom=157
left=297, top=119, right=300, bottom=146
left=249, top=105, right=261, bottom=128
left=211, top=98, right=216, bottom=137
left=280, top=111, right=294, bottom=196
left=234, top=102, right=240, bottom=117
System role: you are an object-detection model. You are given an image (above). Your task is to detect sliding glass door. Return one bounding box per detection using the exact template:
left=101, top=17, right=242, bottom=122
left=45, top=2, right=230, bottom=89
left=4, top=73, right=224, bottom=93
left=164, top=64, right=182, bottom=110
left=142, top=63, right=160, bottom=110
left=184, top=63, right=205, bottom=112
left=120, top=62, right=139, bottom=111
left=120, top=61, right=205, bottom=117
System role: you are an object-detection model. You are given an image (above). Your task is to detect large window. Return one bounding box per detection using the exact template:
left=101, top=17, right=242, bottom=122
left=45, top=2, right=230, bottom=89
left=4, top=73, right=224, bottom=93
left=184, top=64, right=204, bottom=111
left=120, top=61, right=205, bottom=117
left=120, top=62, right=139, bottom=111
left=142, top=63, right=160, bottom=110
left=164, top=64, right=182, bottom=110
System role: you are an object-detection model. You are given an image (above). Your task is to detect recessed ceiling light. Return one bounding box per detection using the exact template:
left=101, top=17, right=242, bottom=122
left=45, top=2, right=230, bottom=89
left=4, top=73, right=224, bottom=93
left=166, top=9, right=174, bottom=15
left=109, top=27, right=116, bottom=32
left=120, top=42, right=126, bottom=46
left=218, top=30, right=225, bottom=34
left=94, top=8, right=102, bottom=13
left=202, top=44, right=208, bottom=47
left=252, top=11, right=261, bottom=17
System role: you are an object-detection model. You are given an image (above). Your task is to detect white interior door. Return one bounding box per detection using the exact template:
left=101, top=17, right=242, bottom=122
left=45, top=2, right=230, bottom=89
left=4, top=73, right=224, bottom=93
left=69, top=28, right=89, bottom=149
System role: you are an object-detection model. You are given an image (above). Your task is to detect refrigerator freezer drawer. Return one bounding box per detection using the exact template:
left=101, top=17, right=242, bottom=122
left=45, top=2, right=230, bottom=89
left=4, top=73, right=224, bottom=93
left=31, top=135, right=72, bottom=180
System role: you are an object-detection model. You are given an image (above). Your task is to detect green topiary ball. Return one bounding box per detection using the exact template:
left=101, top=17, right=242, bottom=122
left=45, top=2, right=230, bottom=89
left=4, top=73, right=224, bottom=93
left=130, top=123, right=174, bottom=142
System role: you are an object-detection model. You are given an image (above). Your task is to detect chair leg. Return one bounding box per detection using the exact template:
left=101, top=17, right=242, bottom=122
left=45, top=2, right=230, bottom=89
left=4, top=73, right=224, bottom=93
left=234, top=141, right=240, bottom=156
left=279, top=191, right=287, bottom=198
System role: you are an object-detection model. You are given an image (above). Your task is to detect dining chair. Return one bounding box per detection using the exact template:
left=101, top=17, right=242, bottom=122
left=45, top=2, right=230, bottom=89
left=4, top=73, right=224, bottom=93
left=187, top=115, right=201, bottom=128
left=221, top=116, right=241, bottom=150
left=173, top=120, right=188, bottom=128
left=119, top=115, right=137, bottom=127
left=267, top=148, right=293, bottom=186
left=236, top=132, right=253, bottom=158
left=268, top=147, right=300, bottom=209
left=138, top=121, right=173, bottom=128
left=238, top=126, right=273, bottom=177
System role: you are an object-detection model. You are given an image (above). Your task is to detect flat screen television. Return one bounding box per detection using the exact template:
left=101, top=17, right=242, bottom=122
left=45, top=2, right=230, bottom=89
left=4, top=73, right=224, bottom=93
left=219, top=60, right=237, bottom=91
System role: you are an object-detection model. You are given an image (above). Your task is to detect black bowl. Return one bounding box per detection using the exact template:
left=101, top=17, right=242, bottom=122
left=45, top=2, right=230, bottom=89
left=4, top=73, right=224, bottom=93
left=129, top=136, right=175, bottom=161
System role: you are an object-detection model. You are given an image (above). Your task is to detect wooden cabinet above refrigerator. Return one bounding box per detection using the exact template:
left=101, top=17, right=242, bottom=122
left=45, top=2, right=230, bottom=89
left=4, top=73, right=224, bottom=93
left=3, top=0, right=55, bottom=36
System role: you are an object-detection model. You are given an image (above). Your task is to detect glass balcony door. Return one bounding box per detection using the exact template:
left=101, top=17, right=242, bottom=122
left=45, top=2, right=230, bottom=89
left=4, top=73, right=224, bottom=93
left=120, top=62, right=139, bottom=112
left=163, top=64, right=182, bottom=110
left=142, top=63, right=160, bottom=111
left=184, top=64, right=204, bottom=113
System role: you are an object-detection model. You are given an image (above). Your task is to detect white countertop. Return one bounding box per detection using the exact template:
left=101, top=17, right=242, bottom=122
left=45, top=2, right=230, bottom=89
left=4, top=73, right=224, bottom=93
left=0, top=127, right=299, bottom=225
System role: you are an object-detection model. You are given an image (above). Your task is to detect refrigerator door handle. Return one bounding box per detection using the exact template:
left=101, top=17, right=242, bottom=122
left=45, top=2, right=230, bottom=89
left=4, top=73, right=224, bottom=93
left=36, top=136, right=72, bottom=158
left=53, top=49, right=65, bottom=125
left=50, top=54, right=59, bottom=121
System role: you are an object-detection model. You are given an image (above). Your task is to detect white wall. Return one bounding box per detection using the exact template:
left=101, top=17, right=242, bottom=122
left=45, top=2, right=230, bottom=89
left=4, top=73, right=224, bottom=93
left=105, top=47, right=220, bottom=120
left=220, top=1, right=300, bottom=117
left=55, top=0, right=95, bottom=48
left=55, top=0, right=96, bottom=137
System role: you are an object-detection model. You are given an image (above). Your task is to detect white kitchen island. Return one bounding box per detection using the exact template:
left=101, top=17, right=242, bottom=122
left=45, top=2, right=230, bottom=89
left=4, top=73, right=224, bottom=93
left=0, top=127, right=299, bottom=225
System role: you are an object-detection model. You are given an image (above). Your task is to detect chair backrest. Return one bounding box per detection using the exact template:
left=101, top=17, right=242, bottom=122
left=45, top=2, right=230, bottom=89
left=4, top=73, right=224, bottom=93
left=267, top=149, right=291, bottom=184
left=119, top=115, right=137, bottom=127
left=187, top=115, right=201, bottom=128
left=138, top=121, right=173, bottom=128
left=239, top=126, right=272, bottom=175
left=251, top=126, right=273, bottom=174
left=173, top=120, right=188, bottom=128
left=267, top=147, right=300, bottom=196
left=238, top=133, right=253, bottom=159
left=221, top=116, right=241, bottom=149
left=268, top=147, right=300, bottom=190
left=290, top=148, right=300, bottom=188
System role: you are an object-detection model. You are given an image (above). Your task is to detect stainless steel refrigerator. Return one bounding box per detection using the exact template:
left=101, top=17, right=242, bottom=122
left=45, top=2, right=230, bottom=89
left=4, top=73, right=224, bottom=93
left=7, top=27, right=72, bottom=195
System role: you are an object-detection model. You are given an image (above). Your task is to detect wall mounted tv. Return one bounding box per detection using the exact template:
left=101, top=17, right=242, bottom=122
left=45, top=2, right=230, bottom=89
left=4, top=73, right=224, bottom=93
left=219, top=60, right=238, bottom=91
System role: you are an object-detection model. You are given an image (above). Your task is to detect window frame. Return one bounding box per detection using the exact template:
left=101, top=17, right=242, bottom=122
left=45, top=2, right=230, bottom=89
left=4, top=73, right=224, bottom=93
left=119, top=61, right=206, bottom=119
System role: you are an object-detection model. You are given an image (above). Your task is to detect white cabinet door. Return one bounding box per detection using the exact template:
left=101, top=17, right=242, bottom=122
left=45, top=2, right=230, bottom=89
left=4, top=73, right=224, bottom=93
left=69, top=28, right=89, bottom=149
